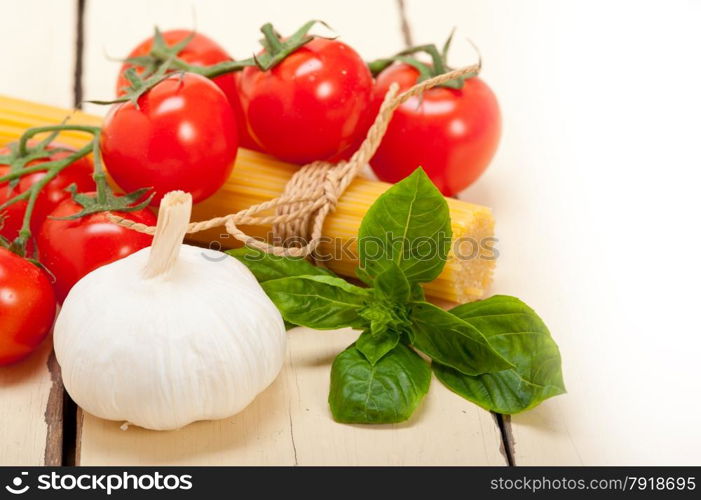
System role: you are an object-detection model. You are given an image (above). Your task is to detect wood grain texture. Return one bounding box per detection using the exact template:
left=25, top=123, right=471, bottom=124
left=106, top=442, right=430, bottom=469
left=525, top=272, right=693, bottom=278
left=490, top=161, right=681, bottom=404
left=78, top=329, right=507, bottom=465
left=0, top=339, right=62, bottom=465
left=0, top=0, right=76, bottom=466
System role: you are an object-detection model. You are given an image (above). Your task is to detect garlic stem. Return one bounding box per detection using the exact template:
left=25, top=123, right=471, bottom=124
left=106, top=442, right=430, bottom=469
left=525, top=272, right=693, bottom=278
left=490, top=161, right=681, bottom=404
left=142, top=191, right=192, bottom=279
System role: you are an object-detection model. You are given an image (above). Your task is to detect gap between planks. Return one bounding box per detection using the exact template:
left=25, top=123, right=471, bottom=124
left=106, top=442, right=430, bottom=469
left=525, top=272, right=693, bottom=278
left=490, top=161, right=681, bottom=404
left=494, top=414, right=515, bottom=466
left=43, top=350, right=63, bottom=466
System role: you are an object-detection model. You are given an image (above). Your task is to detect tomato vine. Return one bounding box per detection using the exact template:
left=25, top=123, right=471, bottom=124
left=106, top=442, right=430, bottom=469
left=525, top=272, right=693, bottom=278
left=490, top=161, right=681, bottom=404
left=0, top=125, right=152, bottom=258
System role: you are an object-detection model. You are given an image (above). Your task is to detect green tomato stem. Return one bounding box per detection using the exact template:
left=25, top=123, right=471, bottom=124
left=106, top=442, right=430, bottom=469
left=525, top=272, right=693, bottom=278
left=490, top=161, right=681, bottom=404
left=1, top=124, right=99, bottom=257
left=366, top=36, right=476, bottom=89
left=260, top=23, right=285, bottom=54
left=368, top=58, right=395, bottom=76
left=195, top=58, right=256, bottom=79
left=90, top=132, right=109, bottom=205
left=16, top=125, right=100, bottom=155
left=10, top=141, right=94, bottom=255
left=0, top=161, right=62, bottom=182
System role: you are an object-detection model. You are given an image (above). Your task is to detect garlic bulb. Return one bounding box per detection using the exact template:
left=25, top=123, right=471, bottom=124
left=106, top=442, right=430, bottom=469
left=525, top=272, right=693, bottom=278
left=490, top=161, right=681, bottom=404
left=54, top=191, right=286, bottom=431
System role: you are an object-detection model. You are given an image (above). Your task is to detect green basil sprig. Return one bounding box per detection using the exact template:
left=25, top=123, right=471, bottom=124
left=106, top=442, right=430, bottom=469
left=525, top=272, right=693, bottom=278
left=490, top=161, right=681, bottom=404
left=229, top=168, right=565, bottom=423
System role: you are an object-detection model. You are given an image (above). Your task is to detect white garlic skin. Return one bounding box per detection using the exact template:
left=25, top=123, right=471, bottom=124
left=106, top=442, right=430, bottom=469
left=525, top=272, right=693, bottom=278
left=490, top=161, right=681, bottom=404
left=54, top=244, right=286, bottom=431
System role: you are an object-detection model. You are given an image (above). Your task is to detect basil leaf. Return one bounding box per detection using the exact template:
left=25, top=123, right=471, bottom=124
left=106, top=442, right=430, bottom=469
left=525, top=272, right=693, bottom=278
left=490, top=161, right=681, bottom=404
left=359, top=302, right=395, bottom=331
left=410, top=282, right=425, bottom=301
left=358, top=168, right=452, bottom=284
left=434, top=296, right=566, bottom=414
left=356, top=328, right=401, bottom=365
left=355, top=265, right=373, bottom=284
left=410, top=301, right=513, bottom=375
left=228, top=246, right=334, bottom=282
left=229, top=247, right=338, bottom=329
left=373, top=263, right=410, bottom=303
left=261, top=275, right=370, bottom=330
left=329, top=343, right=430, bottom=424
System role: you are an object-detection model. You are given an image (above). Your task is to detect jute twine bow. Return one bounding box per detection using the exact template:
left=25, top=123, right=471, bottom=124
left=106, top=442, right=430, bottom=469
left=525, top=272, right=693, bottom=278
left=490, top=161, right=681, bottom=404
left=109, top=64, right=480, bottom=257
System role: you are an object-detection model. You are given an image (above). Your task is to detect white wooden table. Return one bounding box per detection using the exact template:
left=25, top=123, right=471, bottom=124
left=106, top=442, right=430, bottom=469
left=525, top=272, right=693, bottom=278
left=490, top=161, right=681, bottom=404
left=1, top=0, right=699, bottom=466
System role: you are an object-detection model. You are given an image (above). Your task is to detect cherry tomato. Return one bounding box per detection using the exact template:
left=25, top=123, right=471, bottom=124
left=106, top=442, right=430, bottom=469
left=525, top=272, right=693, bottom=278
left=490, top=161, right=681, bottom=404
left=0, top=247, right=56, bottom=365
left=370, top=64, right=501, bottom=196
left=0, top=144, right=94, bottom=244
left=37, top=195, right=156, bottom=303
left=240, top=38, right=374, bottom=164
left=102, top=73, right=238, bottom=204
left=117, top=30, right=258, bottom=150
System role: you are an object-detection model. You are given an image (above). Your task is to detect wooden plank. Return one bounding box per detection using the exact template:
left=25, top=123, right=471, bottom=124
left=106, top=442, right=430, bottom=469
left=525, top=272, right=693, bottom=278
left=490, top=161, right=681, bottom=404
left=0, top=0, right=77, bottom=107
left=82, top=0, right=404, bottom=114
left=0, top=0, right=77, bottom=466
left=78, top=328, right=506, bottom=465
left=0, top=339, right=62, bottom=466
left=409, top=0, right=701, bottom=464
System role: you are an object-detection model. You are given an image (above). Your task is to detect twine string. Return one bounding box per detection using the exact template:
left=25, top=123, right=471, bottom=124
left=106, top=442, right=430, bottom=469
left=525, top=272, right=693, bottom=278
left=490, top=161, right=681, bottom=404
left=108, top=64, right=480, bottom=257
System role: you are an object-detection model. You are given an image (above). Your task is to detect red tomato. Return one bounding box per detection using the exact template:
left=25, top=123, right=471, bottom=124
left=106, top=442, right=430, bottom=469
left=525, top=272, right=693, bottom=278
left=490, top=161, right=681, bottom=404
left=37, top=196, right=156, bottom=303
left=102, top=73, right=238, bottom=204
left=239, top=38, right=374, bottom=164
left=370, top=64, right=501, bottom=196
left=0, top=247, right=56, bottom=365
left=0, top=145, right=94, bottom=244
left=117, top=30, right=258, bottom=150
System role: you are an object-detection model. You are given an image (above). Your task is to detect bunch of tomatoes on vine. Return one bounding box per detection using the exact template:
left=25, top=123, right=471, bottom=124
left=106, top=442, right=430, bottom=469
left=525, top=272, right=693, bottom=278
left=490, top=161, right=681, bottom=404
left=0, top=21, right=500, bottom=365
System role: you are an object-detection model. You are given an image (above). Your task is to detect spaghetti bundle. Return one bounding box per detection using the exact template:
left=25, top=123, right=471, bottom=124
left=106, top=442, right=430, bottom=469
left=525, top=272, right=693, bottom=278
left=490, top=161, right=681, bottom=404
left=0, top=95, right=495, bottom=302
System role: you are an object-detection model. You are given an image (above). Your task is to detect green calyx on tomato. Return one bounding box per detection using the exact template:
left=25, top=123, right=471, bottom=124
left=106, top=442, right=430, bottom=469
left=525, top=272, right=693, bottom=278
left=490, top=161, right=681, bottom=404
left=37, top=194, right=156, bottom=304
left=240, top=23, right=374, bottom=163
left=96, top=30, right=252, bottom=109
left=52, top=131, right=154, bottom=220
left=118, top=27, right=198, bottom=88
left=112, top=21, right=330, bottom=89
left=115, top=29, right=259, bottom=151
left=368, top=30, right=478, bottom=89
left=118, top=27, right=255, bottom=82
left=90, top=54, right=178, bottom=108
left=368, top=33, right=500, bottom=196
left=253, top=20, right=333, bottom=71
